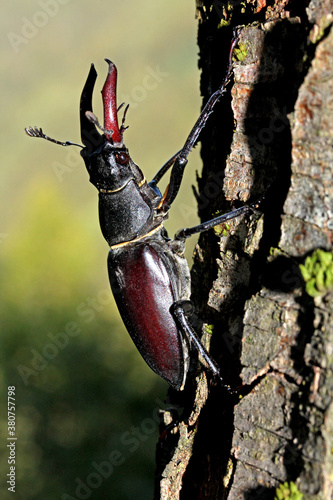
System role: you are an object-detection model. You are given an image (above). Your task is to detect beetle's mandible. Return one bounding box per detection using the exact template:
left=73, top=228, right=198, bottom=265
left=25, top=28, right=261, bottom=391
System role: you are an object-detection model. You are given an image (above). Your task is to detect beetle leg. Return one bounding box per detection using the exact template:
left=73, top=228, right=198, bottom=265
left=174, top=197, right=263, bottom=241
left=158, top=27, right=241, bottom=213
left=151, top=150, right=182, bottom=185
left=171, top=300, right=235, bottom=393
left=147, top=149, right=181, bottom=199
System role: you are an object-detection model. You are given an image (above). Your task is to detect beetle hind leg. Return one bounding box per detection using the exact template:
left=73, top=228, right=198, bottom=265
left=171, top=300, right=235, bottom=393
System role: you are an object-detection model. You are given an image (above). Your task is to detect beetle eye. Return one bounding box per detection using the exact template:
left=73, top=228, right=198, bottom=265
left=115, top=152, right=129, bottom=165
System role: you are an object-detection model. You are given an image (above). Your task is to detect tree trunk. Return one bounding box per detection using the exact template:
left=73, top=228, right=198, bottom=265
left=155, top=1, right=333, bottom=498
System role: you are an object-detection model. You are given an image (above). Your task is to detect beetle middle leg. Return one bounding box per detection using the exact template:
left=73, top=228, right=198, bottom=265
left=174, top=197, right=263, bottom=241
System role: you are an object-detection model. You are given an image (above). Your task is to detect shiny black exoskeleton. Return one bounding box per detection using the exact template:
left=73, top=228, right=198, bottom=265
left=25, top=28, right=260, bottom=390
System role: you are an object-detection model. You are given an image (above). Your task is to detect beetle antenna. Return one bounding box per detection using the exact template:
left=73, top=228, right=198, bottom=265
left=115, top=102, right=130, bottom=133
left=25, top=126, right=83, bottom=148
left=120, top=103, right=130, bottom=134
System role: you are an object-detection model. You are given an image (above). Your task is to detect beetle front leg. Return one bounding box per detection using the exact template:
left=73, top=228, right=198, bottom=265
left=171, top=300, right=235, bottom=393
left=157, top=27, right=241, bottom=214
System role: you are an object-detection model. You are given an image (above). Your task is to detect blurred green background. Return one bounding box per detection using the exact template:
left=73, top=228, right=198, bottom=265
left=1, top=1, right=201, bottom=499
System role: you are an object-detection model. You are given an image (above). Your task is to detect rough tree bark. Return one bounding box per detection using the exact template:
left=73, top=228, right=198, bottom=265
left=155, top=1, right=333, bottom=499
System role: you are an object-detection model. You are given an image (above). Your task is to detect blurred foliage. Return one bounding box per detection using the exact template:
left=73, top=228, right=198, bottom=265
left=1, top=1, right=200, bottom=498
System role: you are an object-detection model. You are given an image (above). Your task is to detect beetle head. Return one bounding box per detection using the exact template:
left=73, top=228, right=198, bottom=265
left=80, top=61, right=144, bottom=191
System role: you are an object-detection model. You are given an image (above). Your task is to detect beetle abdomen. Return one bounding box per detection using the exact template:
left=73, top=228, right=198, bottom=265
left=108, top=242, right=187, bottom=389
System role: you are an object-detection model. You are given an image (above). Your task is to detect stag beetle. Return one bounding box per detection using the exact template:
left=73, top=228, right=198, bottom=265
left=25, top=28, right=260, bottom=391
